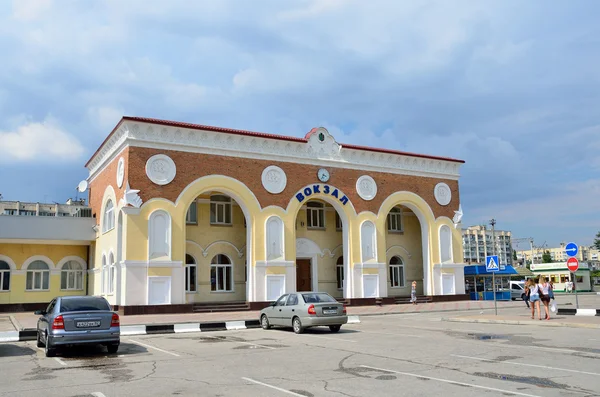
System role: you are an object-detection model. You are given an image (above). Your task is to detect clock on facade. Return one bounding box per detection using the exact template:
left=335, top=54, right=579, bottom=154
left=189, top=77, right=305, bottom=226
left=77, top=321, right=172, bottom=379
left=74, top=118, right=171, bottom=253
left=317, top=168, right=330, bottom=182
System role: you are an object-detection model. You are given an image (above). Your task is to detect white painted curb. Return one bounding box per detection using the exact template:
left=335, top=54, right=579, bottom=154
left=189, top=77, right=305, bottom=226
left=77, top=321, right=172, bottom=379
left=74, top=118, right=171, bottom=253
left=575, top=309, right=597, bottom=316
left=0, top=331, right=19, bottom=343
left=226, top=321, right=246, bottom=330
left=174, top=323, right=201, bottom=333
left=348, top=315, right=361, bottom=324
left=120, top=325, right=147, bottom=336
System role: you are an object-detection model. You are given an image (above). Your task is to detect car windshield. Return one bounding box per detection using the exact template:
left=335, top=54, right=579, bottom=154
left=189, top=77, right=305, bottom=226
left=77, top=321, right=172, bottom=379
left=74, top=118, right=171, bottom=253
left=59, top=298, right=111, bottom=312
left=302, top=293, right=336, bottom=303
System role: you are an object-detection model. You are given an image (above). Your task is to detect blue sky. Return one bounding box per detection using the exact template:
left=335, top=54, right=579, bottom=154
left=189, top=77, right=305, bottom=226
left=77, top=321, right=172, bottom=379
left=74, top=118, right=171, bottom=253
left=1, top=0, right=599, bottom=248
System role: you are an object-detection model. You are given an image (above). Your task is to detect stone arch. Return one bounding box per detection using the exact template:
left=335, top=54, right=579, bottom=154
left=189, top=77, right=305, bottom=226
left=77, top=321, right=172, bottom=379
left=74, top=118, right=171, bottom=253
left=175, top=175, right=261, bottom=301
left=439, top=224, right=453, bottom=263
left=22, top=255, right=55, bottom=270
left=377, top=191, right=435, bottom=295
left=287, top=185, right=355, bottom=299
left=100, top=185, right=117, bottom=233
left=0, top=255, right=17, bottom=270
left=360, top=220, right=377, bottom=262
left=56, top=256, right=87, bottom=270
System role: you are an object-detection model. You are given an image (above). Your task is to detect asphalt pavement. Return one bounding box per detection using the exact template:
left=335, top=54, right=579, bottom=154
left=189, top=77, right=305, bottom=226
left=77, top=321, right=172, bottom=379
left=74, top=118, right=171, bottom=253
left=1, top=308, right=599, bottom=397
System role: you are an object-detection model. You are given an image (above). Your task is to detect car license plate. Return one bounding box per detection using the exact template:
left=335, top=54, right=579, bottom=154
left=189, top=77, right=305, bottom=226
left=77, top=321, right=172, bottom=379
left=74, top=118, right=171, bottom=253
left=76, top=321, right=101, bottom=328
left=323, top=309, right=337, bottom=315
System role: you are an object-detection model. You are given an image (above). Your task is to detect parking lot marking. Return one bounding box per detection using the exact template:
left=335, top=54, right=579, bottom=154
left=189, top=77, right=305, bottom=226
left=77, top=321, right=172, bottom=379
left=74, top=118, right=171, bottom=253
left=451, top=354, right=600, bottom=376
left=300, top=334, right=357, bottom=343
left=91, top=393, right=107, bottom=397
left=53, top=357, right=67, bottom=366
left=360, top=330, right=423, bottom=338
left=236, top=341, right=276, bottom=350
left=242, top=377, right=306, bottom=396
left=359, top=365, right=542, bottom=397
left=128, top=339, right=180, bottom=357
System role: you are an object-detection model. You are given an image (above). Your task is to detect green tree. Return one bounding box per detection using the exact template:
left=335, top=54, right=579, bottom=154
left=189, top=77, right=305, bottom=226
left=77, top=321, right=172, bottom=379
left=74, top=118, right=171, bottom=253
left=542, top=250, right=552, bottom=263
left=513, top=250, right=517, bottom=260
left=594, top=231, right=600, bottom=250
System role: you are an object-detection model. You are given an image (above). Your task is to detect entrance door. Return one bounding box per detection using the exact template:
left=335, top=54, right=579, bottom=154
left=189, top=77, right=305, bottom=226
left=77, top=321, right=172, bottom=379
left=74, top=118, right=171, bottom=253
left=296, top=259, right=312, bottom=292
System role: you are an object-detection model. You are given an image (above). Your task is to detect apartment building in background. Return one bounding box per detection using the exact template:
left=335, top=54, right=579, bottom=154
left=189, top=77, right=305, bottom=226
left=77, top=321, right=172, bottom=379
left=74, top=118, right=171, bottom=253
left=517, top=244, right=600, bottom=268
left=462, top=225, right=513, bottom=266
left=0, top=199, right=92, bottom=218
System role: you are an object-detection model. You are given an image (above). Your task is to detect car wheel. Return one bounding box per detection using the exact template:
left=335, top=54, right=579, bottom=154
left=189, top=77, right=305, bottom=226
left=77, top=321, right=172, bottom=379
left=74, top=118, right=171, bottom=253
left=261, top=315, right=271, bottom=330
left=44, top=334, right=55, bottom=357
left=107, top=344, right=119, bottom=354
left=329, top=325, right=341, bottom=333
left=292, top=317, right=304, bottom=334
left=511, top=297, right=515, bottom=301
left=36, top=330, right=44, bottom=348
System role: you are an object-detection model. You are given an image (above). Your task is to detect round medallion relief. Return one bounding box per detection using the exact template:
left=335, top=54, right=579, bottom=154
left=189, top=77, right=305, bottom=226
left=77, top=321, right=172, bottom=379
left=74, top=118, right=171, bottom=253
left=434, top=182, right=452, bottom=206
left=145, top=154, right=177, bottom=186
left=356, top=175, right=377, bottom=201
left=261, top=166, right=287, bottom=194
left=116, top=157, right=125, bottom=188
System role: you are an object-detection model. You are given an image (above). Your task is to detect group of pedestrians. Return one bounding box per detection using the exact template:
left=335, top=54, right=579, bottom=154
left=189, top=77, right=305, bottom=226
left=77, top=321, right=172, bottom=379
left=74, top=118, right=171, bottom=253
left=525, top=277, right=554, bottom=320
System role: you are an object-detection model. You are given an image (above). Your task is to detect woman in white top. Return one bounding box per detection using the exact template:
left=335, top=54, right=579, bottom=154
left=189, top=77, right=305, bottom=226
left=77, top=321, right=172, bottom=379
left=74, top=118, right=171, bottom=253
left=526, top=278, right=542, bottom=320
left=539, top=277, right=551, bottom=320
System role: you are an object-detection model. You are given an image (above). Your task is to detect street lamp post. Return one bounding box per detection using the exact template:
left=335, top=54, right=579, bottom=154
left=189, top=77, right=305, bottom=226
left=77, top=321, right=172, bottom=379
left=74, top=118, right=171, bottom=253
left=490, top=219, right=497, bottom=315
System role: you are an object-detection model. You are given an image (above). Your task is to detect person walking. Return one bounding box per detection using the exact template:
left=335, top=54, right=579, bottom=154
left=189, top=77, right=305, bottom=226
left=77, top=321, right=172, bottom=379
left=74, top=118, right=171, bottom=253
left=410, top=281, right=417, bottom=305
left=539, top=277, right=551, bottom=320
left=523, top=283, right=530, bottom=309
left=526, top=278, right=541, bottom=320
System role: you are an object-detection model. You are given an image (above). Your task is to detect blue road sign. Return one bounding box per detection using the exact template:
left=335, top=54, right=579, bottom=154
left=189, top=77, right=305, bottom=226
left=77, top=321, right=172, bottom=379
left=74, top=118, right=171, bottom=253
left=565, top=242, right=578, bottom=257
left=486, top=255, right=500, bottom=272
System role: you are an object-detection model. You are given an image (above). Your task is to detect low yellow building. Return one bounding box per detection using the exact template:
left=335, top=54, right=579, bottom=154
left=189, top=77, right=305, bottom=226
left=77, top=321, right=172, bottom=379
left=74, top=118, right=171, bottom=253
left=0, top=210, right=95, bottom=310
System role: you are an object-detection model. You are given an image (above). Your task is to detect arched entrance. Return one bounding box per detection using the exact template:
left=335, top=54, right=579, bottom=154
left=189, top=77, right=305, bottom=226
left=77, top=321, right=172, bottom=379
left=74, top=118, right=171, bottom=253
left=378, top=192, right=435, bottom=296
left=176, top=176, right=261, bottom=303
left=287, top=185, right=355, bottom=299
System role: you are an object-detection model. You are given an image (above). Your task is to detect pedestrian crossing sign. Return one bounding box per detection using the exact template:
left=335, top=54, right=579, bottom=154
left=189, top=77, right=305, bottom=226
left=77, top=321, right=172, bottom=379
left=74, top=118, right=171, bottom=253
left=486, top=255, right=500, bottom=272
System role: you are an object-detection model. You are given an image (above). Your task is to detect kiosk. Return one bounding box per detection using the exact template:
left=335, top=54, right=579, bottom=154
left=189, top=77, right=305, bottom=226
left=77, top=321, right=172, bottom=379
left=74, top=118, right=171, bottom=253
left=464, top=265, right=518, bottom=301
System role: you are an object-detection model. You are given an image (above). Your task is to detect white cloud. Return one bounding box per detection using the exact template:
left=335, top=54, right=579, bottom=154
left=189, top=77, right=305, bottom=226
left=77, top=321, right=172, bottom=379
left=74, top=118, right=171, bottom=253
left=0, top=117, right=85, bottom=162
left=11, top=0, right=53, bottom=21
left=87, top=106, right=124, bottom=133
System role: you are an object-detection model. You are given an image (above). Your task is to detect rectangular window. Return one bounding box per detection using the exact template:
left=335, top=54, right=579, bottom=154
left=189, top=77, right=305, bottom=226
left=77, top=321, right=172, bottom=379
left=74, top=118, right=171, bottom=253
left=0, top=271, right=9, bottom=291
left=210, top=265, right=233, bottom=292
left=185, top=265, right=197, bottom=292
left=336, top=265, right=344, bottom=290
left=335, top=213, right=342, bottom=231
left=389, top=265, right=405, bottom=288
left=3, top=209, right=17, bottom=215
left=307, top=208, right=325, bottom=229
left=387, top=210, right=403, bottom=232
left=186, top=201, right=198, bottom=224
left=210, top=202, right=232, bottom=225
left=26, top=271, right=49, bottom=290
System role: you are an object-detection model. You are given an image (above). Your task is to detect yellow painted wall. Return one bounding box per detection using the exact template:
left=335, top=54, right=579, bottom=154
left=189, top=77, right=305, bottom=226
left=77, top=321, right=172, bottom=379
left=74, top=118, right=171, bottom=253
left=385, top=207, right=424, bottom=296
left=0, top=243, right=89, bottom=304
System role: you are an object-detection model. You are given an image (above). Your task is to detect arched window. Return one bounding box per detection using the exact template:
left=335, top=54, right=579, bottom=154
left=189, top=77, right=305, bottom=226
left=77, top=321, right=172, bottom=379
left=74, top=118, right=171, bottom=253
left=307, top=202, right=325, bottom=229
left=108, top=252, right=115, bottom=294
left=185, top=254, right=197, bottom=293
left=149, top=210, right=171, bottom=260
left=210, top=254, right=232, bottom=292
left=61, top=261, right=83, bottom=290
left=361, top=221, right=376, bottom=262
left=0, top=260, right=10, bottom=291
left=26, top=260, right=50, bottom=291
left=440, top=225, right=453, bottom=263
left=389, top=256, right=405, bottom=288
left=210, top=195, right=232, bottom=225
left=103, top=199, right=115, bottom=233
left=387, top=207, right=403, bottom=232
left=266, top=216, right=284, bottom=260
left=336, top=256, right=344, bottom=290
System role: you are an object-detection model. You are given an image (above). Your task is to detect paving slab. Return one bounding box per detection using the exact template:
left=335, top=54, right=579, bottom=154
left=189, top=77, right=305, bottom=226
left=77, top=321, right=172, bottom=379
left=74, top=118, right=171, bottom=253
left=0, top=315, right=16, bottom=332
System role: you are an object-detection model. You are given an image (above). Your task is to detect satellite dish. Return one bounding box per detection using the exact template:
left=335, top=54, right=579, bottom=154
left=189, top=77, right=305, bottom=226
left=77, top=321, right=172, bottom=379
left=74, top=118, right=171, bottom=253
left=77, top=180, right=89, bottom=193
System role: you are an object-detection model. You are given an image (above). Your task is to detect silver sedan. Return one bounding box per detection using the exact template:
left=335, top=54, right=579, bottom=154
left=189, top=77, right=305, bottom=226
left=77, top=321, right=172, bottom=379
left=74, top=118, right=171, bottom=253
left=260, top=292, right=348, bottom=334
left=35, top=296, right=120, bottom=357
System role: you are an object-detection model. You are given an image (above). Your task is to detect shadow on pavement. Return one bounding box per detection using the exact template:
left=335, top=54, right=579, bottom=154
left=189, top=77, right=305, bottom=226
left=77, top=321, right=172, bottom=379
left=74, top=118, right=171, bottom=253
left=0, top=343, right=37, bottom=357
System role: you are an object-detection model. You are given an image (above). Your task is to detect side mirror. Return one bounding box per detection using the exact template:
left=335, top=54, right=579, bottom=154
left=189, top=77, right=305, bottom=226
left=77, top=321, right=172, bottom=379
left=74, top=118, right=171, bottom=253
left=269, top=302, right=276, bottom=307
left=34, top=310, right=46, bottom=315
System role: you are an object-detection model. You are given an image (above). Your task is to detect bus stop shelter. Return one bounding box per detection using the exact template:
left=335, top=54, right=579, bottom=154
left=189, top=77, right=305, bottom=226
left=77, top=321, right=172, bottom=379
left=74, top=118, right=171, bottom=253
left=464, top=265, right=518, bottom=301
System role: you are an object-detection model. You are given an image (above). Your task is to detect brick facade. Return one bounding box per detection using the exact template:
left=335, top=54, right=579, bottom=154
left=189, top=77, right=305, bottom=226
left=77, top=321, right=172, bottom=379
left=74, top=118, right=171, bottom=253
left=115, top=147, right=459, bottom=218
